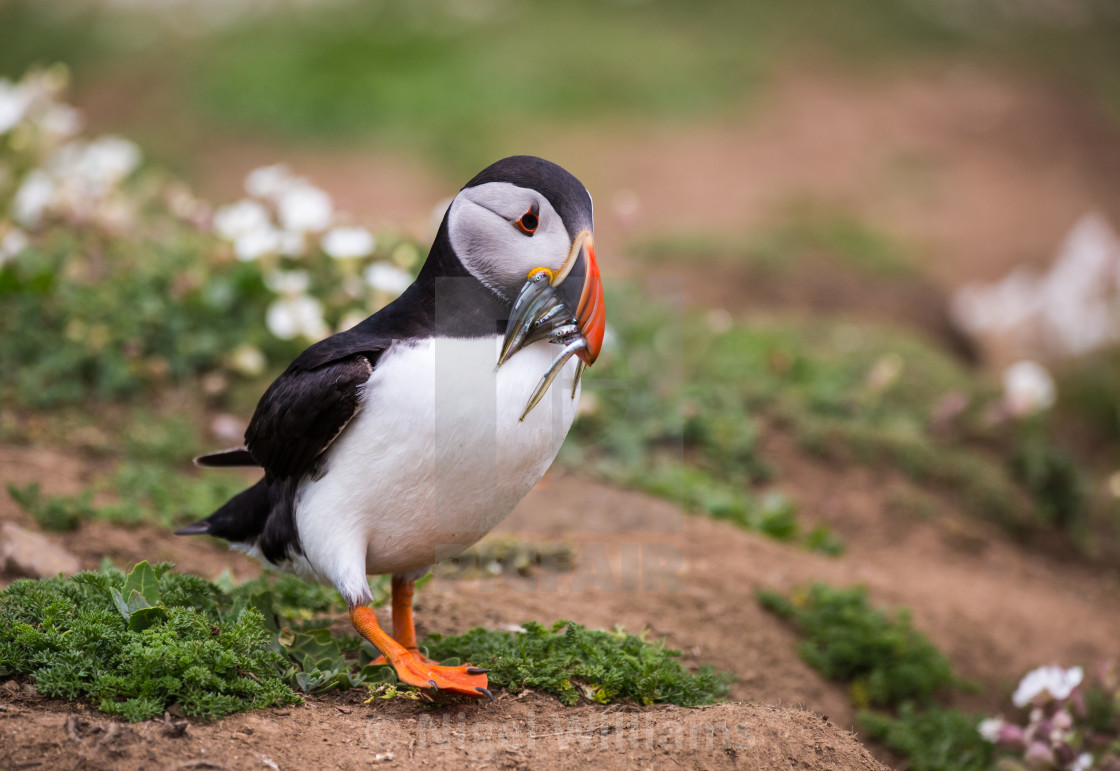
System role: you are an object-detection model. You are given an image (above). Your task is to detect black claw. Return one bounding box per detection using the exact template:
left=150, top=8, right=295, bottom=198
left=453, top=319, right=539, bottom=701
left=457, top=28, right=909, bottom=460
left=428, top=679, right=439, bottom=691
left=466, top=668, right=490, bottom=675
left=475, top=687, right=494, bottom=701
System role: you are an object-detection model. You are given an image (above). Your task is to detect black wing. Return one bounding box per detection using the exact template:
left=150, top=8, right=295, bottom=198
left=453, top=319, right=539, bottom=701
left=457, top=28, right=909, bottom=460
left=245, top=354, right=377, bottom=481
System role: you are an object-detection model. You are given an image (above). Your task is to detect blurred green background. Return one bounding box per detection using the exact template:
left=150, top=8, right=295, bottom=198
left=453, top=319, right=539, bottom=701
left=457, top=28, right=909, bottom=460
left=3, top=0, right=1120, bottom=174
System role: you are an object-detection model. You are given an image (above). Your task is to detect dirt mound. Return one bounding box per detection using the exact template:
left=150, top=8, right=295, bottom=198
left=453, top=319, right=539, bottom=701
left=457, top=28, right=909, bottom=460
left=0, top=688, right=885, bottom=771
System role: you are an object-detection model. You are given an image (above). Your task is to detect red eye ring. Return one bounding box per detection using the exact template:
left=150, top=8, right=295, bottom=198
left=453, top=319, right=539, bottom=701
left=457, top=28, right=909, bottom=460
left=514, top=209, right=538, bottom=235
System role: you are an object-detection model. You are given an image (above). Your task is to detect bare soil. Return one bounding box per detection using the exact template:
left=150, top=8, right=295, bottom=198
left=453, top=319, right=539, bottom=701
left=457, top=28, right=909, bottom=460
left=0, top=687, right=884, bottom=771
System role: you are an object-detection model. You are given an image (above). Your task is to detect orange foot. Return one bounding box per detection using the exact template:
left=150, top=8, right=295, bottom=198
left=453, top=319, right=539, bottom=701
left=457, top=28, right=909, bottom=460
left=392, top=657, right=491, bottom=699
left=369, top=648, right=430, bottom=667
left=350, top=605, right=491, bottom=699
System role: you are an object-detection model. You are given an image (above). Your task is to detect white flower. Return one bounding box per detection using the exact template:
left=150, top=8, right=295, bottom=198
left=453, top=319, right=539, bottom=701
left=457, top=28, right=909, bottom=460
left=266, top=295, right=328, bottom=341
left=978, top=718, right=1004, bottom=743
left=1072, top=752, right=1094, bottom=771
left=265, top=269, right=311, bottom=296
left=244, top=164, right=295, bottom=200
left=1003, top=360, right=1057, bottom=416
left=37, top=103, right=82, bottom=138
left=364, top=262, right=412, bottom=296
left=234, top=226, right=281, bottom=261
left=72, top=136, right=140, bottom=189
left=0, top=228, right=30, bottom=265
left=948, top=212, right=1120, bottom=360
left=12, top=170, right=56, bottom=227
left=1012, top=665, right=1083, bottom=707
left=0, top=78, right=33, bottom=134
left=278, top=183, right=332, bottom=232
left=277, top=229, right=306, bottom=257
left=321, top=226, right=375, bottom=259
left=213, top=199, right=270, bottom=240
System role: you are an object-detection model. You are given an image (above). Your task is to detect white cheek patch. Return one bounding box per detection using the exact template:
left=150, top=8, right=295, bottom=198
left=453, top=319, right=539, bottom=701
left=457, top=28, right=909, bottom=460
left=448, top=183, right=569, bottom=296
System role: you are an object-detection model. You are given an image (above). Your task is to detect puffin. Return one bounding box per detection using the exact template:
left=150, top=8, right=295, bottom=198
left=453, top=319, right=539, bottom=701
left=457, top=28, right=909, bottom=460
left=177, top=156, right=605, bottom=700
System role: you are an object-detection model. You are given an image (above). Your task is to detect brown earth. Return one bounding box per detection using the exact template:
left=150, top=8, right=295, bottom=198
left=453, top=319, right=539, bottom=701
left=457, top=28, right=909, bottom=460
left=0, top=687, right=884, bottom=771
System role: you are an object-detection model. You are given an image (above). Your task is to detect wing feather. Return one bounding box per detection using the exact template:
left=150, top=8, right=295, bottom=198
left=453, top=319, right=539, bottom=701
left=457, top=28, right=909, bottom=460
left=245, top=354, right=377, bottom=480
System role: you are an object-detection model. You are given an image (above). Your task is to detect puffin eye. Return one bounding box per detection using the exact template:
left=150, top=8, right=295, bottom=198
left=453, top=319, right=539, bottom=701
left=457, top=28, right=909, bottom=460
left=514, top=208, right=539, bottom=235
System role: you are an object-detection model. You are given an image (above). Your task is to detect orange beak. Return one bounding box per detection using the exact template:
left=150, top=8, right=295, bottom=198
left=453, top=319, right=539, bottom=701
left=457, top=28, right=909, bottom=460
left=551, top=229, right=605, bottom=365
left=569, top=236, right=605, bottom=365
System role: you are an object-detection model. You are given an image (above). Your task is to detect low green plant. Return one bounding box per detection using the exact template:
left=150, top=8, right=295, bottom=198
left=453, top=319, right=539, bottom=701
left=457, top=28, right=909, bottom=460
left=1055, top=348, right=1120, bottom=447
left=1, top=563, right=730, bottom=716
left=5, top=481, right=94, bottom=532
left=0, top=225, right=291, bottom=408
left=859, top=703, right=995, bottom=771
left=756, top=583, right=956, bottom=710
left=747, top=204, right=915, bottom=279
left=423, top=620, right=733, bottom=707
left=1010, top=423, right=1087, bottom=534
left=631, top=205, right=914, bottom=280
left=5, top=414, right=250, bottom=531
left=569, top=288, right=1090, bottom=547
left=0, top=561, right=301, bottom=721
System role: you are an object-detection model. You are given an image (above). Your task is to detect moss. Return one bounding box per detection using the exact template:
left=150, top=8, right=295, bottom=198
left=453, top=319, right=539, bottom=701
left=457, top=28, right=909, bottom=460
left=1, top=563, right=731, bottom=716
left=423, top=620, right=733, bottom=707
left=0, top=562, right=301, bottom=721
left=859, top=704, right=995, bottom=771
left=757, top=583, right=956, bottom=710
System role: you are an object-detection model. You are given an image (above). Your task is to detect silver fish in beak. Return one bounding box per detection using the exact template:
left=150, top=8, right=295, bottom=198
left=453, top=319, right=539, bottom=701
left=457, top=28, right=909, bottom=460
left=499, top=231, right=605, bottom=421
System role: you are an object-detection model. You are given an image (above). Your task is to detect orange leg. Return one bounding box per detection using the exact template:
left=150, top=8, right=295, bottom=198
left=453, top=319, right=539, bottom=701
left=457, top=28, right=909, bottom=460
left=390, top=575, right=420, bottom=650
left=350, top=579, right=491, bottom=700
left=368, top=576, right=425, bottom=663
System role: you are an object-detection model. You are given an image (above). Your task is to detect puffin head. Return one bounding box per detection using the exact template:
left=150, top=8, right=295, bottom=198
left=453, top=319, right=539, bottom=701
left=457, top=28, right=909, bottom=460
left=445, top=156, right=605, bottom=365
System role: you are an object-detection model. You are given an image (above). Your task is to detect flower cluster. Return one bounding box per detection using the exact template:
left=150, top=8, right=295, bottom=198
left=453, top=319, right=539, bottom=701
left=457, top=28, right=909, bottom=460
left=0, top=64, right=423, bottom=408
left=952, top=213, right=1120, bottom=365
left=211, top=163, right=416, bottom=343
left=980, top=663, right=1120, bottom=770
left=1, top=66, right=143, bottom=240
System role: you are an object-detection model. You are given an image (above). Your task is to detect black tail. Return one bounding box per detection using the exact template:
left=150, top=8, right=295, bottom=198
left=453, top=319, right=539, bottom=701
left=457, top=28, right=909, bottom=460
left=175, top=478, right=272, bottom=543
left=193, top=447, right=259, bottom=468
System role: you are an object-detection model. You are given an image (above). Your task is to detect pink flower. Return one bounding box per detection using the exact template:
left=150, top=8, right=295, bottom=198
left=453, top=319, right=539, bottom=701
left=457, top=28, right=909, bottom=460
left=998, top=723, right=1027, bottom=752
left=1024, top=741, right=1056, bottom=769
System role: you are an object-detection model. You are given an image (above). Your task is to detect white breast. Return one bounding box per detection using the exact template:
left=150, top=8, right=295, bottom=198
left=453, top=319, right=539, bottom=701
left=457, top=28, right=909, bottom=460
left=288, top=336, right=580, bottom=604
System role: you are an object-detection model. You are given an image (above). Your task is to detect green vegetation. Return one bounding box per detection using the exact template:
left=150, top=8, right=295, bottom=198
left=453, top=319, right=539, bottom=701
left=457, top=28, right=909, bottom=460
left=1055, top=348, right=1120, bottom=447
left=5, top=482, right=94, bottom=532
left=3, top=1, right=1120, bottom=172
left=6, top=415, right=250, bottom=532
left=0, top=212, right=288, bottom=409
left=0, top=562, right=300, bottom=721
left=756, top=583, right=956, bottom=710
left=0, top=563, right=731, bottom=717
left=566, top=288, right=1086, bottom=545
left=631, top=204, right=915, bottom=280
left=424, top=620, right=733, bottom=707
left=759, top=583, right=991, bottom=771
left=859, top=703, right=995, bottom=771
